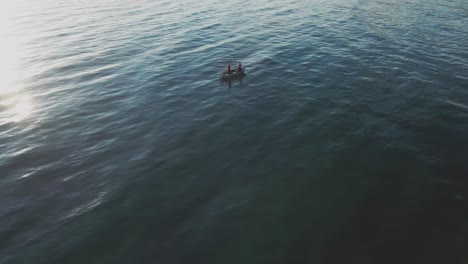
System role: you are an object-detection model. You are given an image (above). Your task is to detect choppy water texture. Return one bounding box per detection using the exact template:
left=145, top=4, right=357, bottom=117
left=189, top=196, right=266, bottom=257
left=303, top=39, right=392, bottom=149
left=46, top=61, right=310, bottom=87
left=1, top=0, right=468, bottom=263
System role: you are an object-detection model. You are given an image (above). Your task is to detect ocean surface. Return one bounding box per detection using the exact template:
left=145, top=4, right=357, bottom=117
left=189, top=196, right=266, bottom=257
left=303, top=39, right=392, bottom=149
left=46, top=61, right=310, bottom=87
left=1, top=0, right=468, bottom=263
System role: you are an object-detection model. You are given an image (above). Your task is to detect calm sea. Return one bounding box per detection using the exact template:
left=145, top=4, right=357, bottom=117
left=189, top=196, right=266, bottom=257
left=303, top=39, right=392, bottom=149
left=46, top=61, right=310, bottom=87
left=1, top=0, right=467, bottom=263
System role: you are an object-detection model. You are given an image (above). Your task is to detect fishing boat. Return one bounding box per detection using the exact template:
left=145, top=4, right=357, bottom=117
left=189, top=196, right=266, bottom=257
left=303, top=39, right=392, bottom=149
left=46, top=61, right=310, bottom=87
left=220, top=68, right=245, bottom=80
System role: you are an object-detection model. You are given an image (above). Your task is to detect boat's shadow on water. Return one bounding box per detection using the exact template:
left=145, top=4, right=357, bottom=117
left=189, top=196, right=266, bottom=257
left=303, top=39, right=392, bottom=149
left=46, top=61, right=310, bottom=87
left=220, top=75, right=245, bottom=89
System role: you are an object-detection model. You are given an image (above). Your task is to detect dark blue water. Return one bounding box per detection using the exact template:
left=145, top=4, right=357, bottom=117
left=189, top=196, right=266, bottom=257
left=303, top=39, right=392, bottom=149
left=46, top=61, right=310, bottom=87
left=1, top=0, right=468, bottom=263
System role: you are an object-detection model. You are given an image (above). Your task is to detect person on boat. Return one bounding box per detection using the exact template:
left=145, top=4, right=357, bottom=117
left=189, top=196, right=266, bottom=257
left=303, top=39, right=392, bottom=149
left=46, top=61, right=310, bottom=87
left=237, top=62, right=242, bottom=72
left=227, top=64, right=231, bottom=74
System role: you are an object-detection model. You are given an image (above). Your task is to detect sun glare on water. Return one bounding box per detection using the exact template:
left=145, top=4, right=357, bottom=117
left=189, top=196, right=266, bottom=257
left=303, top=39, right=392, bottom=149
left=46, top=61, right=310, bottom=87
left=0, top=1, right=33, bottom=123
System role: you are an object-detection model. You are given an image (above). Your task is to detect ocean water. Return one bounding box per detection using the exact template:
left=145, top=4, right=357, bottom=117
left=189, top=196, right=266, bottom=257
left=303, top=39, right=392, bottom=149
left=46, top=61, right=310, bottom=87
left=1, top=0, right=468, bottom=263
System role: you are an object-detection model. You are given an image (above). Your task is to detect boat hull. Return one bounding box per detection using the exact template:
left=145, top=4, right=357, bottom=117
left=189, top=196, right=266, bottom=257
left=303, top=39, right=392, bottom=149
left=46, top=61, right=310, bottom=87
left=220, top=68, right=245, bottom=80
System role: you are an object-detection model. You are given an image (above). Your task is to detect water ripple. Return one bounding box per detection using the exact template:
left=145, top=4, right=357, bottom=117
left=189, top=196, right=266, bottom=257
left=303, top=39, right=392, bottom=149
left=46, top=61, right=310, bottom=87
left=1, top=0, right=468, bottom=263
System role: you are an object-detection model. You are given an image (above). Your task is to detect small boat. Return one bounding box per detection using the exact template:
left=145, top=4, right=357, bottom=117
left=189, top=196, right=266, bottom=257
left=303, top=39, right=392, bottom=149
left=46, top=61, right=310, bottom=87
left=220, top=68, right=246, bottom=80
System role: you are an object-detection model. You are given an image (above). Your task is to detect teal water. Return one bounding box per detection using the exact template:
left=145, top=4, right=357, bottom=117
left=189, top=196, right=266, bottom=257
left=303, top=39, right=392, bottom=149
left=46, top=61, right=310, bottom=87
left=1, top=0, right=468, bottom=263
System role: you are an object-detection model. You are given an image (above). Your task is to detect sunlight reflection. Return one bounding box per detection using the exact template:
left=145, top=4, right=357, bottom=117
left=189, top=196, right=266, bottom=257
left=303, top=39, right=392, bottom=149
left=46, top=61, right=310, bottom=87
left=0, top=94, right=33, bottom=123
left=0, top=1, right=33, bottom=123
left=11, top=95, right=32, bottom=122
left=0, top=1, right=18, bottom=94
